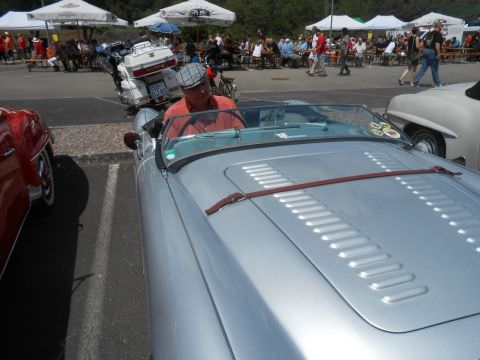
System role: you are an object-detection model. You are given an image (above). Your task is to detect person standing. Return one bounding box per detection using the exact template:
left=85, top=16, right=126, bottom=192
left=353, top=37, right=366, bottom=67
left=0, top=36, right=6, bottom=64
left=307, top=26, right=319, bottom=70
left=399, top=27, right=421, bottom=85
left=338, top=27, right=351, bottom=76
left=33, top=37, right=46, bottom=59
left=4, top=33, right=15, bottom=63
left=411, top=21, right=444, bottom=87
left=308, top=31, right=327, bottom=76
left=17, top=34, right=27, bottom=59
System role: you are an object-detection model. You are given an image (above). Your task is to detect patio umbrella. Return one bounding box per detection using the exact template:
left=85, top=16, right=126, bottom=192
left=134, top=13, right=167, bottom=28
left=28, top=0, right=118, bottom=23
left=159, top=0, right=235, bottom=45
left=159, top=0, right=235, bottom=27
left=150, top=22, right=181, bottom=34
left=28, top=0, right=123, bottom=42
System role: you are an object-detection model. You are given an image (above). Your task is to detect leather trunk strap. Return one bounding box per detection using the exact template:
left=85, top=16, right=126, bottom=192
left=205, top=166, right=461, bottom=215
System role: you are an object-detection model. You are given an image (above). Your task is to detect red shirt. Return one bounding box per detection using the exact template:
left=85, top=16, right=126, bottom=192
left=4, top=35, right=14, bottom=50
left=163, top=95, right=244, bottom=138
left=34, top=41, right=46, bottom=56
left=18, top=36, right=26, bottom=49
left=315, top=34, right=327, bottom=55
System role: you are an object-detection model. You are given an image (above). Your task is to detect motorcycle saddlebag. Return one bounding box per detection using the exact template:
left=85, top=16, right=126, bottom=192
left=124, top=45, right=177, bottom=79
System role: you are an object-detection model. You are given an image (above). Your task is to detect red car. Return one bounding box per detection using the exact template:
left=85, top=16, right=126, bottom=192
left=0, top=105, right=55, bottom=278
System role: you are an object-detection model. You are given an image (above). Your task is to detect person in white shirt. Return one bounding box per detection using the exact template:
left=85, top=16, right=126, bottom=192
left=215, top=33, right=223, bottom=47
left=308, top=26, right=319, bottom=69
left=251, top=39, right=264, bottom=68
left=252, top=39, right=263, bottom=58
left=383, top=38, right=397, bottom=66
left=353, top=37, right=366, bottom=67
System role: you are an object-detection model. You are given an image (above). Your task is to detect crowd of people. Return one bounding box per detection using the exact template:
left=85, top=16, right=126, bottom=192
left=0, top=31, right=101, bottom=71
left=2, top=27, right=479, bottom=82
left=166, top=27, right=480, bottom=76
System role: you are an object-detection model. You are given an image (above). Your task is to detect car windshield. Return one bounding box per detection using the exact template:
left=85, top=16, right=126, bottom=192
left=161, top=104, right=410, bottom=168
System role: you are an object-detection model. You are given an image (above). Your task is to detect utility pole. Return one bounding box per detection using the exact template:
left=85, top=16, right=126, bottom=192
left=329, top=0, right=334, bottom=40
left=40, top=0, right=51, bottom=46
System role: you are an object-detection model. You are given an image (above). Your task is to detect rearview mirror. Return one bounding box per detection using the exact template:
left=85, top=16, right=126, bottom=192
left=124, top=131, right=140, bottom=150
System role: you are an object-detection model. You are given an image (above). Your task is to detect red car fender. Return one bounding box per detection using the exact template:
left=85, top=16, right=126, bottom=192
left=4, top=107, right=53, bottom=187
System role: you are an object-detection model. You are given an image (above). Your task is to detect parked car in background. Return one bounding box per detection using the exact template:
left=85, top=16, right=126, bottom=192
left=386, top=81, right=480, bottom=170
left=126, top=103, right=480, bottom=359
left=0, top=105, right=55, bottom=278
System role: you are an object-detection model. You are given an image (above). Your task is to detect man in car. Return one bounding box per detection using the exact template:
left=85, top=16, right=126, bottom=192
left=163, top=63, right=244, bottom=138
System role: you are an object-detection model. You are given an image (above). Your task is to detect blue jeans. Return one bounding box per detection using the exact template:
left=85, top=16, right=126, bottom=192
left=413, top=48, right=442, bottom=86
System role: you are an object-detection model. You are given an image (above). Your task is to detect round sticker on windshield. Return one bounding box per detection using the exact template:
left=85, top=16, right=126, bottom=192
left=370, top=122, right=382, bottom=129
left=383, top=128, right=400, bottom=138
left=371, top=128, right=383, bottom=136
left=165, top=149, right=176, bottom=160
left=379, top=121, right=391, bottom=129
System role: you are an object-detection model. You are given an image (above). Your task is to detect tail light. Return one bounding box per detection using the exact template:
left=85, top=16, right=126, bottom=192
left=132, top=59, right=177, bottom=77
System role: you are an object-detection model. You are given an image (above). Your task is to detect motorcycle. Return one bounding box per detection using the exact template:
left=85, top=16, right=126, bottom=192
left=204, top=58, right=238, bottom=102
left=101, top=39, right=182, bottom=113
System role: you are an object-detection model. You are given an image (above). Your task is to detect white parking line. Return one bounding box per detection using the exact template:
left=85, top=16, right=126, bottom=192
left=94, top=96, right=125, bottom=106
left=76, top=163, right=120, bottom=360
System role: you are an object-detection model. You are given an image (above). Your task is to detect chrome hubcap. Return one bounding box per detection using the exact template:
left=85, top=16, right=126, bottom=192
left=38, top=153, right=52, bottom=200
left=415, top=138, right=437, bottom=154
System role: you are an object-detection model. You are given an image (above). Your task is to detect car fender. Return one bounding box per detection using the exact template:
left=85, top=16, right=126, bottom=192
left=387, top=109, right=458, bottom=139
left=136, top=159, right=234, bottom=360
left=6, top=108, right=52, bottom=187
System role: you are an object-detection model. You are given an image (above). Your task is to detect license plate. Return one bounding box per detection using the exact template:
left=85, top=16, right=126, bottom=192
left=148, top=81, right=168, bottom=99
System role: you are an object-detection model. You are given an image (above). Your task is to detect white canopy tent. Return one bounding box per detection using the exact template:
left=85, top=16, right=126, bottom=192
left=158, top=0, right=236, bottom=27
left=28, top=0, right=119, bottom=23
left=306, top=15, right=365, bottom=31
left=465, top=24, right=480, bottom=32
left=0, top=11, right=54, bottom=30
left=134, top=13, right=167, bottom=28
left=362, top=15, right=406, bottom=30
left=404, top=12, right=464, bottom=27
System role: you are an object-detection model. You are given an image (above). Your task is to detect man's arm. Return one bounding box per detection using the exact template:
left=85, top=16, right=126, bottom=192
left=435, top=32, right=442, bottom=58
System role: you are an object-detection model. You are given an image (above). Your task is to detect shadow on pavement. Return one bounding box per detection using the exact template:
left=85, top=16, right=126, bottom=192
left=0, top=155, right=89, bottom=360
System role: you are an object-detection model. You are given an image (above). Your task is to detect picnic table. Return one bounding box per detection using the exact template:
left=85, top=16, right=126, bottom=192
left=25, top=58, right=51, bottom=71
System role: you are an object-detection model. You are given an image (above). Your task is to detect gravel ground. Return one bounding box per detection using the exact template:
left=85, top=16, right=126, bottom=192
left=52, top=122, right=133, bottom=157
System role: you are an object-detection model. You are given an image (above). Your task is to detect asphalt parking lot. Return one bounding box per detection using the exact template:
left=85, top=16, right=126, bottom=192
left=1, top=60, right=479, bottom=359
left=0, top=157, right=149, bottom=360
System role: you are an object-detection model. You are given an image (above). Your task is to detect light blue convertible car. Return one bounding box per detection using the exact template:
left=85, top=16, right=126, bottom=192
left=126, top=103, right=480, bottom=359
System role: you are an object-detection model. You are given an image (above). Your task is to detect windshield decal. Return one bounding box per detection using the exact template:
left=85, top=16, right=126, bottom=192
left=383, top=128, right=401, bottom=139
left=165, top=149, right=176, bottom=160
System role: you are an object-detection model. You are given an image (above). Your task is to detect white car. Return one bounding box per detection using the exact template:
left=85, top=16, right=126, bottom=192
left=386, top=81, right=480, bottom=170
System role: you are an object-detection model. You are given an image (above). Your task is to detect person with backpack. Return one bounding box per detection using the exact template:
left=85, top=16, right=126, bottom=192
left=411, top=21, right=444, bottom=87
left=399, top=26, right=421, bottom=85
